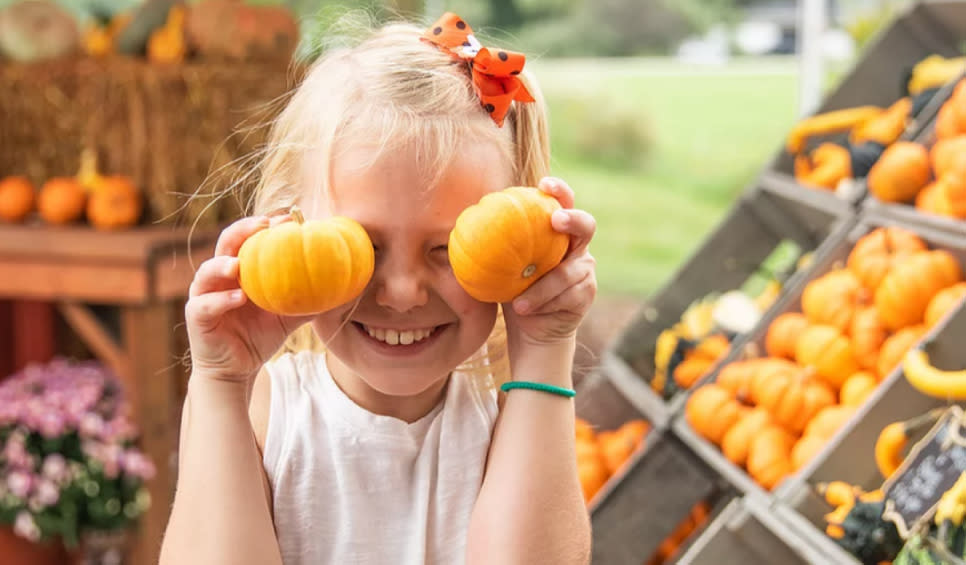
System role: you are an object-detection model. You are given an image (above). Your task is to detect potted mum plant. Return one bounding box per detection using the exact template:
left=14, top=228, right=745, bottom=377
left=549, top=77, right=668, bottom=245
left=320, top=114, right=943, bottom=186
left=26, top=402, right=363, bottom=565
left=0, top=358, right=155, bottom=564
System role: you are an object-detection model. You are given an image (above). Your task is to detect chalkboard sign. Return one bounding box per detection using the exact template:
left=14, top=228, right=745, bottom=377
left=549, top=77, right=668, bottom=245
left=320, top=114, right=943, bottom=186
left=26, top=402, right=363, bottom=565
left=883, top=406, right=966, bottom=538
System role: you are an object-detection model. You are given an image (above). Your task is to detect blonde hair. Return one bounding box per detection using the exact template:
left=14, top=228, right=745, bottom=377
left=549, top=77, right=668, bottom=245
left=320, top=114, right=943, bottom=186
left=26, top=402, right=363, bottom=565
left=248, top=17, right=551, bottom=388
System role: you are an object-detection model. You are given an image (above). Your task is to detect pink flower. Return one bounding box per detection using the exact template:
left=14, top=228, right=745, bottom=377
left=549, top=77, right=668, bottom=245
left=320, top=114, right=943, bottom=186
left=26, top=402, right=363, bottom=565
left=13, top=512, right=40, bottom=542
left=33, top=479, right=60, bottom=507
left=37, top=411, right=65, bottom=438
left=41, top=454, right=68, bottom=483
left=80, top=413, right=105, bottom=438
left=122, top=451, right=156, bottom=481
left=6, top=471, right=33, bottom=499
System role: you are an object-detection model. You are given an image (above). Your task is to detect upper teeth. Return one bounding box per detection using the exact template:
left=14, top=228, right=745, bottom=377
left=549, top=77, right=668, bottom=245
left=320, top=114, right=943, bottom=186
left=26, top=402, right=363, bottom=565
left=364, top=326, right=435, bottom=345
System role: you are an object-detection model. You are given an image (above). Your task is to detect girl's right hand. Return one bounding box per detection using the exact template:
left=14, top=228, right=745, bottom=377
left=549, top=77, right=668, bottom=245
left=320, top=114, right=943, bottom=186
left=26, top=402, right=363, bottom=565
left=185, top=215, right=314, bottom=384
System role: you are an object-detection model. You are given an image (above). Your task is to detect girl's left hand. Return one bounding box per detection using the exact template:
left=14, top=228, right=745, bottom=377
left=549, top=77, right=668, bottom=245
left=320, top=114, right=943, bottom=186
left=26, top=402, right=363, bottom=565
left=502, top=177, right=598, bottom=348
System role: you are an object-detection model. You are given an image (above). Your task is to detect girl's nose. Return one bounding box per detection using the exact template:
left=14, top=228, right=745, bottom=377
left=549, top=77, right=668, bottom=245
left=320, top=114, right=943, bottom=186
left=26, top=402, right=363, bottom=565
left=374, top=258, right=430, bottom=313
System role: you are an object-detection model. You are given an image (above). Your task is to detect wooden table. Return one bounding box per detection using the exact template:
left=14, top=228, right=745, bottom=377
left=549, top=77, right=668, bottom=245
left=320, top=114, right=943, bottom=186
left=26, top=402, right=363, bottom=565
left=0, top=222, right=219, bottom=565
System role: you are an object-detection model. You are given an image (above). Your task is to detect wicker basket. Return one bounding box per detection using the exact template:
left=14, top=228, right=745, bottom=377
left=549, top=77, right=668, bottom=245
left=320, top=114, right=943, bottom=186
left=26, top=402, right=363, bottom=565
left=0, top=55, right=301, bottom=227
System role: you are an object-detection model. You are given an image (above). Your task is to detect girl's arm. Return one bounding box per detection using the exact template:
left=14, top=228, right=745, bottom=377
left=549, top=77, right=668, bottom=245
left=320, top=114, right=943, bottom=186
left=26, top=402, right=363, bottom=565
left=159, top=369, right=282, bottom=565
left=466, top=339, right=591, bottom=565
left=466, top=178, right=596, bottom=565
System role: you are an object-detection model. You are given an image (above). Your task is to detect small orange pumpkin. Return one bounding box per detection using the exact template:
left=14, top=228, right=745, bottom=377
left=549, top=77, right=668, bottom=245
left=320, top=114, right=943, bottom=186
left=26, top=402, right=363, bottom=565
left=924, top=282, right=966, bottom=328
left=929, top=135, right=966, bottom=178
left=938, top=171, right=966, bottom=219
left=849, top=307, right=887, bottom=371
left=38, top=177, right=87, bottom=225
left=915, top=181, right=955, bottom=217
left=795, top=325, right=859, bottom=389
left=875, top=250, right=963, bottom=331
left=935, top=103, right=961, bottom=140
left=840, top=371, right=878, bottom=405
left=846, top=227, right=927, bottom=291
left=0, top=176, right=36, bottom=223
left=746, top=426, right=795, bottom=490
left=801, top=269, right=868, bottom=331
left=449, top=186, right=569, bottom=303
left=867, top=141, right=931, bottom=203
left=721, top=407, right=772, bottom=467
left=673, top=334, right=730, bottom=389
left=794, top=143, right=852, bottom=190
left=877, top=325, right=927, bottom=379
left=684, top=384, right=744, bottom=446
left=765, top=312, right=810, bottom=359
left=753, top=365, right=837, bottom=434
left=804, top=404, right=856, bottom=439
left=238, top=207, right=375, bottom=316
left=791, top=434, right=828, bottom=472
left=86, top=176, right=143, bottom=230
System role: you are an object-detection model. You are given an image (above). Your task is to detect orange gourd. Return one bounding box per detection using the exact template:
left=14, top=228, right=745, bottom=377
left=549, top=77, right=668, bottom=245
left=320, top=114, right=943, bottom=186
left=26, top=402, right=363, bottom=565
left=752, top=365, right=836, bottom=434
left=801, top=269, right=867, bottom=331
left=575, top=417, right=596, bottom=443
left=684, top=384, right=743, bottom=445
left=935, top=103, right=961, bottom=139
left=765, top=312, right=809, bottom=359
left=849, top=307, right=886, bottom=371
left=238, top=207, right=375, bottom=316
left=925, top=282, right=966, bottom=328
left=846, top=227, right=927, bottom=291
left=673, top=334, right=730, bottom=389
left=791, top=434, right=828, bottom=472
left=448, top=186, right=569, bottom=303
left=795, top=325, right=859, bottom=389
left=794, top=143, right=852, bottom=190
left=86, top=176, right=143, bottom=230
left=938, top=171, right=966, bottom=218
left=866, top=141, right=931, bottom=203
left=875, top=250, right=963, bottom=331
left=803, top=405, right=856, bottom=439
left=37, top=178, right=87, bottom=225
left=877, top=325, right=927, bottom=379
left=746, top=426, right=795, bottom=490
left=839, top=371, right=878, bottom=405
left=721, top=407, right=772, bottom=467
left=930, top=135, right=966, bottom=178
left=0, top=176, right=35, bottom=223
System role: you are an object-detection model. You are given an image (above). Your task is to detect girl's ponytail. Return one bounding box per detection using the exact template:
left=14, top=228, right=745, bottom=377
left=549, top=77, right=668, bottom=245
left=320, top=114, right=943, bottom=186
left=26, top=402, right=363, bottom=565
left=511, top=71, right=551, bottom=187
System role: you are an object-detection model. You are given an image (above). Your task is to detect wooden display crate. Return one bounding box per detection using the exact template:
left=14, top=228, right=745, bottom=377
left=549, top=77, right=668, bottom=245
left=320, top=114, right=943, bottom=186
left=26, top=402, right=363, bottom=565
left=768, top=303, right=966, bottom=565
left=675, top=494, right=828, bottom=565
left=672, top=211, right=966, bottom=507
left=610, top=182, right=853, bottom=421
left=576, top=363, right=722, bottom=565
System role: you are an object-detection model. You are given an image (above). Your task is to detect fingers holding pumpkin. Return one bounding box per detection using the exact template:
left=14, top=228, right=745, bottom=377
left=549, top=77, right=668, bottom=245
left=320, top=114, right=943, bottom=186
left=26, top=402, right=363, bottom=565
left=538, top=177, right=575, bottom=209
left=512, top=253, right=597, bottom=316
left=189, top=256, right=241, bottom=298
left=214, top=215, right=271, bottom=257
left=185, top=288, right=248, bottom=330
left=551, top=208, right=596, bottom=258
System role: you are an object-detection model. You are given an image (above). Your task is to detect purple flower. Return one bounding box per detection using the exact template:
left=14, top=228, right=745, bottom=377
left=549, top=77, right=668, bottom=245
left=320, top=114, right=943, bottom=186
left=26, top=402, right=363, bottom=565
left=6, top=471, right=33, bottom=499
left=13, top=511, right=40, bottom=542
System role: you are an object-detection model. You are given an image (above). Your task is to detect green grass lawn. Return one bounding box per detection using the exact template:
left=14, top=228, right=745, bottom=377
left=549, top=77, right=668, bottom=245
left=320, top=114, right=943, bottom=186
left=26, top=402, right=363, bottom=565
left=531, top=57, right=801, bottom=298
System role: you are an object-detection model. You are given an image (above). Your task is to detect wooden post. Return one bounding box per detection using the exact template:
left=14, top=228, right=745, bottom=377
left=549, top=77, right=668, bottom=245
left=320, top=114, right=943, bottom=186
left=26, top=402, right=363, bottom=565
left=124, top=303, right=178, bottom=565
left=12, top=300, right=56, bottom=370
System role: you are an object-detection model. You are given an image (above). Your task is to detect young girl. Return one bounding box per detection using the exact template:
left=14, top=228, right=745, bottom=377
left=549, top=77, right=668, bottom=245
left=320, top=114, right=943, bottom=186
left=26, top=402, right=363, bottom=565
left=160, top=12, right=596, bottom=565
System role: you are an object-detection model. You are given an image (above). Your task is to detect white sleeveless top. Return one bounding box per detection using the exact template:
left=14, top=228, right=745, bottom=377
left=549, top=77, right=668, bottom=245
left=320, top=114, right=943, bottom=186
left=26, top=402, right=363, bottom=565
left=262, top=351, right=499, bottom=565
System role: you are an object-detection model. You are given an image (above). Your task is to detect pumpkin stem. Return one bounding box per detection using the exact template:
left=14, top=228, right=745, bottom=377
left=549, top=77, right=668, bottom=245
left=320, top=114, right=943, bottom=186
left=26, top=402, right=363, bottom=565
left=77, top=147, right=102, bottom=192
left=521, top=264, right=537, bottom=278
left=290, top=205, right=305, bottom=224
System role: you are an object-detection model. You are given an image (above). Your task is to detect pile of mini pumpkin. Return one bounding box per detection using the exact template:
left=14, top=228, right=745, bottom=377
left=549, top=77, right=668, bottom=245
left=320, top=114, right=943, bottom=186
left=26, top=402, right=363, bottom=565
left=575, top=417, right=650, bottom=505
left=865, top=78, right=966, bottom=219
left=643, top=499, right=712, bottom=565
left=685, top=226, right=966, bottom=491
left=0, top=150, right=143, bottom=230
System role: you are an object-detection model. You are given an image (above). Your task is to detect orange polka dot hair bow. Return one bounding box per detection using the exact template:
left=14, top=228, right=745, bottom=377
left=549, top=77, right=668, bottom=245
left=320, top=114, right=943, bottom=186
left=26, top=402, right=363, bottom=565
left=421, top=12, right=534, bottom=127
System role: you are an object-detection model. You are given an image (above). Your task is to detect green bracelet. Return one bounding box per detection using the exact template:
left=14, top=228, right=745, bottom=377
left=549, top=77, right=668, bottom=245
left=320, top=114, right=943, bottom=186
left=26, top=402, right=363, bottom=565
left=500, top=381, right=576, bottom=398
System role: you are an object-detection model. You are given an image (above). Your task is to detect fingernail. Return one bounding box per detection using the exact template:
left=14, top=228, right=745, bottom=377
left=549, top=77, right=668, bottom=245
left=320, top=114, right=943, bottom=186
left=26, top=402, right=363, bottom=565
left=231, top=289, right=244, bottom=301
left=514, top=299, right=529, bottom=314
left=224, top=258, right=237, bottom=277
left=554, top=210, right=569, bottom=226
